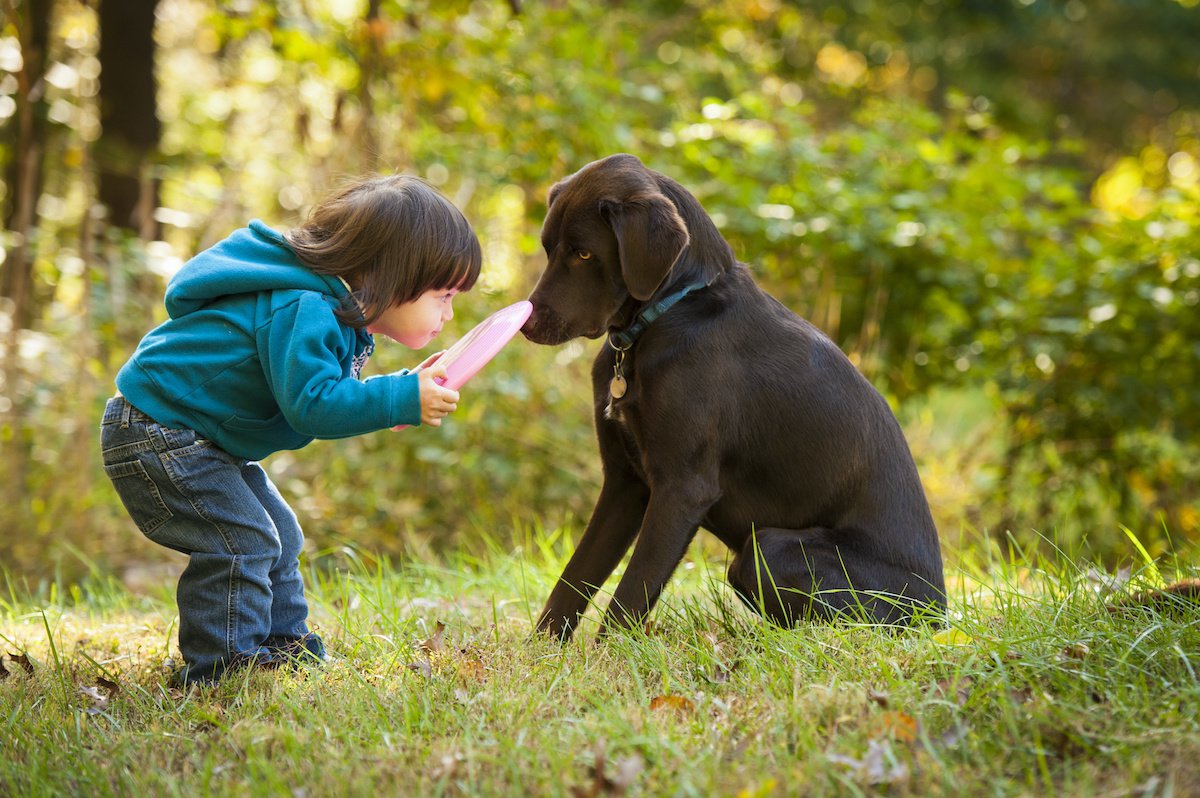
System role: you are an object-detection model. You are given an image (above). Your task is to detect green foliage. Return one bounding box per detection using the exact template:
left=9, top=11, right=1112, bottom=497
left=987, top=184, right=1200, bottom=548
left=2, top=0, right=1199, bottom=578
left=802, top=0, right=1200, bottom=158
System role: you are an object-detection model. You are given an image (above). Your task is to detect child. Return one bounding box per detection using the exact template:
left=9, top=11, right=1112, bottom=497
left=100, top=174, right=481, bottom=685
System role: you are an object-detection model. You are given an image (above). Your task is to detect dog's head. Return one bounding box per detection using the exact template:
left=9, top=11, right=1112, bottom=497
left=523, top=153, right=730, bottom=345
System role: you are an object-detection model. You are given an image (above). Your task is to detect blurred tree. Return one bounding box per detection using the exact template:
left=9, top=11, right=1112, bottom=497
left=96, top=0, right=159, bottom=236
left=799, top=0, right=1200, bottom=166
left=1, top=0, right=51, bottom=331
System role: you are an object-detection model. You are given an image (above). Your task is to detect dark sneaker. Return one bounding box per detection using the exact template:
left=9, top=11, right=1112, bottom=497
left=264, top=633, right=326, bottom=666
left=169, top=647, right=290, bottom=688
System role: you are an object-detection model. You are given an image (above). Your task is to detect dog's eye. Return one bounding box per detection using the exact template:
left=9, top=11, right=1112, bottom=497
left=577, top=250, right=592, bottom=261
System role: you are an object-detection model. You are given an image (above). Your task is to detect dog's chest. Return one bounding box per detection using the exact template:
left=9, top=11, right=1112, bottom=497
left=596, top=383, right=650, bottom=476
left=610, top=416, right=650, bottom=480
left=595, top=344, right=681, bottom=477
left=604, top=391, right=628, bottom=424
left=601, top=378, right=637, bottom=432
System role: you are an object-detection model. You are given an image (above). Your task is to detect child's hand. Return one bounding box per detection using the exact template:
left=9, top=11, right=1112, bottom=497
left=418, top=360, right=459, bottom=427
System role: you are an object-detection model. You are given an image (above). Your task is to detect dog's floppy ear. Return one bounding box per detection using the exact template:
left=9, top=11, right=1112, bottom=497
left=600, top=191, right=690, bottom=300
left=547, top=180, right=567, bottom=209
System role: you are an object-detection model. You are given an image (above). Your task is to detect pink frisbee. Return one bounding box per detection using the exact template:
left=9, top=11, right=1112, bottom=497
left=433, top=300, right=533, bottom=390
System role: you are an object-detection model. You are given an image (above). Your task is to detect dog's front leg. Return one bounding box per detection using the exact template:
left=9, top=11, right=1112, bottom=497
left=600, top=484, right=712, bottom=636
left=537, top=474, right=649, bottom=641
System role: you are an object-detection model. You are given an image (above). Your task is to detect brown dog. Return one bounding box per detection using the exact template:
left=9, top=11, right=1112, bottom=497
left=523, top=153, right=945, bottom=640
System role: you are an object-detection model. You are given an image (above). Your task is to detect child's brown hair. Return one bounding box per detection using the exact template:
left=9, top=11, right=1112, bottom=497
left=286, top=174, right=482, bottom=328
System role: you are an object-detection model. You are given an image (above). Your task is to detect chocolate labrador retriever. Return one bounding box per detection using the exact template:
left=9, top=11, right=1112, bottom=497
left=522, top=153, right=945, bottom=640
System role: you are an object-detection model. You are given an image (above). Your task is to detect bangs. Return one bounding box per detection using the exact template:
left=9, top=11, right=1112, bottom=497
left=428, top=222, right=483, bottom=293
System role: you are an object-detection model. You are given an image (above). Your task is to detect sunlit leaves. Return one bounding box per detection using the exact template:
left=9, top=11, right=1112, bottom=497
left=5, top=0, right=1200, bottom=578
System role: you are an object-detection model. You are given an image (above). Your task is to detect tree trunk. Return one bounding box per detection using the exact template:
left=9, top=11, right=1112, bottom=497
left=356, top=0, right=382, bottom=173
left=96, top=0, right=160, bottom=237
left=1, top=0, right=51, bottom=332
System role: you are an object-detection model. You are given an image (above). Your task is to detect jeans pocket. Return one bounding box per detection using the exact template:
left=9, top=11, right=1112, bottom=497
left=103, top=458, right=174, bottom=537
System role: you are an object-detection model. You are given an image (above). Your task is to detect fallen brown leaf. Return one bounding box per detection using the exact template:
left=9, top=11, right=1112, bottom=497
left=428, top=750, right=465, bottom=782
left=419, top=621, right=447, bottom=654
left=875, top=711, right=919, bottom=744
left=706, top=663, right=734, bottom=685
left=608, top=755, right=643, bottom=791
left=408, top=621, right=455, bottom=677
left=406, top=659, right=433, bottom=678
left=457, top=657, right=485, bottom=682
left=933, top=675, right=975, bottom=707
left=933, top=721, right=971, bottom=749
left=9, top=653, right=34, bottom=676
left=828, top=739, right=909, bottom=786
left=863, top=739, right=909, bottom=786
left=79, top=681, right=117, bottom=715
left=570, top=741, right=643, bottom=797
left=649, top=694, right=695, bottom=716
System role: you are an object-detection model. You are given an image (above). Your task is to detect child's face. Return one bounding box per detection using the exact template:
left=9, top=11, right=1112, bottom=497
left=368, top=288, right=459, bottom=348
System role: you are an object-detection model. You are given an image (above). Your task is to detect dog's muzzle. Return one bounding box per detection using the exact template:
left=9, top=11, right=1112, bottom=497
left=521, top=305, right=590, bottom=345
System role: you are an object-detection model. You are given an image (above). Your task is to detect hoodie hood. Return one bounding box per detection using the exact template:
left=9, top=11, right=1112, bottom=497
left=165, top=219, right=349, bottom=319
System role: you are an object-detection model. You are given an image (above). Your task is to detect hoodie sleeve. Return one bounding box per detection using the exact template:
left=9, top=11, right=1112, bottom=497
left=258, top=292, right=423, bottom=436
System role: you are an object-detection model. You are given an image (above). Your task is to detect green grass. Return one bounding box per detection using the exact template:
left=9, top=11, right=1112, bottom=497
left=1, top=532, right=1198, bottom=798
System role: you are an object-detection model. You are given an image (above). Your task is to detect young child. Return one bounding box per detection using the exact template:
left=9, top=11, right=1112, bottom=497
left=100, top=174, right=480, bottom=685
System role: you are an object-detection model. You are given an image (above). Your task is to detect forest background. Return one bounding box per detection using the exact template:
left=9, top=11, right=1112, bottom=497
left=1, top=0, right=1198, bottom=585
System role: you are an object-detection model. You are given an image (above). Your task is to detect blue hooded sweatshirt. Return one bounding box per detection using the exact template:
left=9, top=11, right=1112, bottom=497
left=115, top=220, right=422, bottom=460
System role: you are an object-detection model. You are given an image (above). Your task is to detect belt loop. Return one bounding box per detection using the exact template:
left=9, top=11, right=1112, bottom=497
left=120, top=398, right=133, bottom=429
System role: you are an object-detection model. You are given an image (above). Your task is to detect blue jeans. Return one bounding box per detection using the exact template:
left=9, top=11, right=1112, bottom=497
left=100, top=396, right=323, bottom=684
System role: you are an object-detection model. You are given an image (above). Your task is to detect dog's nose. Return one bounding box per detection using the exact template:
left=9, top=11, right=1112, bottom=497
left=521, top=304, right=566, bottom=344
left=520, top=305, right=540, bottom=338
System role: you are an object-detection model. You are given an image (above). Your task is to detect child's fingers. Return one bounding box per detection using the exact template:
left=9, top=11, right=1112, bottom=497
left=432, top=395, right=457, bottom=417
left=425, top=362, right=450, bottom=383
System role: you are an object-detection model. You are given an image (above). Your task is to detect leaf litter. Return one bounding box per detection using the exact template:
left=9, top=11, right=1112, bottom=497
left=570, top=741, right=644, bottom=798
left=405, top=621, right=486, bottom=682
left=79, top=675, right=121, bottom=715
left=827, top=683, right=978, bottom=787
left=7, top=652, right=35, bottom=676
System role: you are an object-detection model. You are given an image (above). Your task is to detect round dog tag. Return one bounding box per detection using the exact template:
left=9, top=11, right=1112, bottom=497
left=610, top=374, right=627, bottom=399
